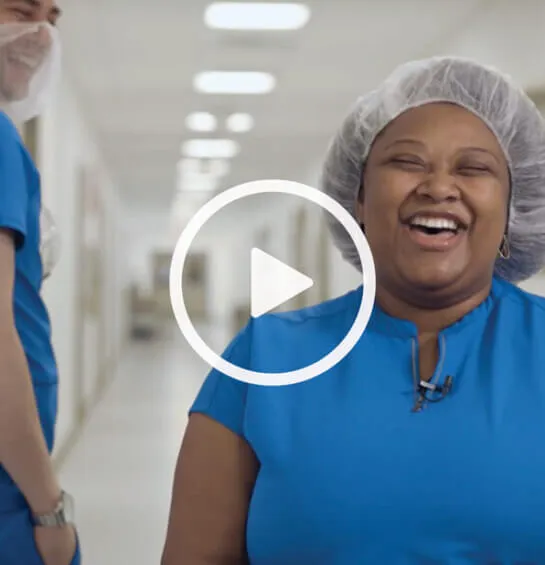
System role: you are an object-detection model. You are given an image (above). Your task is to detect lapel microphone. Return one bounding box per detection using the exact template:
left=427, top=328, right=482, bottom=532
left=417, top=375, right=454, bottom=402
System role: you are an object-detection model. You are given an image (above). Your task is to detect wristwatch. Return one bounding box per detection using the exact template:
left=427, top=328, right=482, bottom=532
left=31, top=490, right=75, bottom=527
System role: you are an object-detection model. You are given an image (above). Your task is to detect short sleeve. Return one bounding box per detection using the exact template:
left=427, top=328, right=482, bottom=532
left=0, top=115, right=28, bottom=249
left=189, top=322, right=252, bottom=437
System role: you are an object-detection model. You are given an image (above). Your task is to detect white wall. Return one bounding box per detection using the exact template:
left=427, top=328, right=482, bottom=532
left=37, top=72, right=129, bottom=457
left=124, top=207, right=174, bottom=294
left=434, top=0, right=545, bottom=91
left=519, top=273, right=545, bottom=297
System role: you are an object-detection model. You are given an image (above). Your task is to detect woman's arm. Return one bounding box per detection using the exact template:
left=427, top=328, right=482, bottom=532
left=161, top=413, right=259, bottom=565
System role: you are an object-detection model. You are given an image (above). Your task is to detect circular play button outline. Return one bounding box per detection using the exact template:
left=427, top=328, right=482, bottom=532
left=169, top=179, right=376, bottom=386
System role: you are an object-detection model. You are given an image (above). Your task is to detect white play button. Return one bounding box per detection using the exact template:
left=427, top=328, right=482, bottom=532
left=250, top=248, right=313, bottom=318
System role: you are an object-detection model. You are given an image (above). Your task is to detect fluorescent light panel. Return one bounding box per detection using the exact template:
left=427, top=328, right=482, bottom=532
left=204, top=2, right=310, bottom=30
left=185, top=112, right=217, bottom=132
left=226, top=112, right=254, bottom=132
left=194, top=71, right=275, bottom=94
left=181, top=139, right=240, bottom=159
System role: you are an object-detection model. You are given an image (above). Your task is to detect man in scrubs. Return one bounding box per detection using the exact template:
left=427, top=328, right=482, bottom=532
left=0, top=2, right=79, bottom=564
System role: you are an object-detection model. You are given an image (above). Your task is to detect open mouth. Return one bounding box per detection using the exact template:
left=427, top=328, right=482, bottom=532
left=404, top=215, right=467, bottom=250
left=409, top=216, right=461, bottom=236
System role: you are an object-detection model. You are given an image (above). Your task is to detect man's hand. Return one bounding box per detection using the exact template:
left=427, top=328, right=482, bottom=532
left=34, top=525, right=77, bottom=565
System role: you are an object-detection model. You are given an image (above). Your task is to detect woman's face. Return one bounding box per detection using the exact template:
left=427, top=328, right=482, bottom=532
left=357, top=102, right=510, bottom=303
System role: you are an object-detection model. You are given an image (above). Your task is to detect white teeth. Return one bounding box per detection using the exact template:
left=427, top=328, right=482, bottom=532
left=410, top=216, right=458, bottom=230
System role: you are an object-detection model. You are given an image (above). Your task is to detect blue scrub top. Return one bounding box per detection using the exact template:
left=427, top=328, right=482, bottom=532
left=191, top=276, right=545, bottom=564
left=0, top=112, right=58, bottom=512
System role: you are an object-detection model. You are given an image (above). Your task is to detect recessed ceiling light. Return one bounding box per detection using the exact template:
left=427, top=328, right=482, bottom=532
left=226, top=113, right=254, bottom=133
left=181, top=139, right=240, bottom=159
left=204, top=2, right=310, bottom=30
left=193, top=71, right=276, bottom=94
left=185, top=112, right=217, bottom=132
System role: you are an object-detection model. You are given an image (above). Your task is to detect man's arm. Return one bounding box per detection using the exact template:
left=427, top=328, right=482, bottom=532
left=0, top=228, right=61, bottom=513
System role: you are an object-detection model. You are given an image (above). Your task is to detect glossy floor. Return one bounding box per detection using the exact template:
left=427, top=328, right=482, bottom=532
left=59, top=324, right=211, bottom=564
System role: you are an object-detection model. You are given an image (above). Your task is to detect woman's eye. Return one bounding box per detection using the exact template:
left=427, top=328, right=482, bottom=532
left=458, top=164, right=491, bottom=175
left=390, top=157, right=425, bottom=169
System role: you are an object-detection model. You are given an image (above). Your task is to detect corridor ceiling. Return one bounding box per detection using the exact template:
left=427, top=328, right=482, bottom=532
left=59, top=0, right=545, bottom=213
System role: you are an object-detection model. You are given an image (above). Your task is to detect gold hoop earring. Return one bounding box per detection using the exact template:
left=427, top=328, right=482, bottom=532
left=498, top=235, right=510, bottom=259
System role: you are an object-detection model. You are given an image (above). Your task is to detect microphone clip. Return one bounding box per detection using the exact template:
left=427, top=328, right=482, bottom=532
left=417, top=375, right=454, bottom=402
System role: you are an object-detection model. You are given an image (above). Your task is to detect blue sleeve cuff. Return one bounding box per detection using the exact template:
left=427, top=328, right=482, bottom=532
left=0, top=218, right=26, bottom=249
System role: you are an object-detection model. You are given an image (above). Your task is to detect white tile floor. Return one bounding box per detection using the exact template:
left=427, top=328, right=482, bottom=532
left=58, top=324, right=211, bottom=564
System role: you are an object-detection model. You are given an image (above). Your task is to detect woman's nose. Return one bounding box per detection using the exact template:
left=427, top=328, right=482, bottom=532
left=415, top=170, right=461, bottom=202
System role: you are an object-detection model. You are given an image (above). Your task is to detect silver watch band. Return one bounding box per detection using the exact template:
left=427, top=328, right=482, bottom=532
left=32, top=490, right=75, bottom=527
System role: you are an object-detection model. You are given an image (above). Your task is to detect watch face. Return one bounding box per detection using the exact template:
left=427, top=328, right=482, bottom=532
left=62, top=491, right=75, bottom=523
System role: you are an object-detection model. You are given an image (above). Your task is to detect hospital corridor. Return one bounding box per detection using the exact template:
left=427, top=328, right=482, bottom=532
left=57, top=326, right=207, bottom=564
left=3, top=1, right=545, bottom=564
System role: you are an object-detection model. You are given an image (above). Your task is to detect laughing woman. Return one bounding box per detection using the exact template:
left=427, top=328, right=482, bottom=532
left=162, top=57, right=545, bottom=564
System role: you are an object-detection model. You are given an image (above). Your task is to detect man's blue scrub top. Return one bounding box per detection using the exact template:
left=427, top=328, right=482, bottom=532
left=191, top=276, right=545, bottom=564
left=0, top=112, right=58, bottom=511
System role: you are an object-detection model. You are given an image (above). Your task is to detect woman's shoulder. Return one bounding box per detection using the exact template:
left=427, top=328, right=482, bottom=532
left=493, top=277, right=545, bottom=328
left=496, top=277, right=545, bottom=310
left=254, top=286, right=362, bottom=334
left=243, top=287, right=363, bottom=371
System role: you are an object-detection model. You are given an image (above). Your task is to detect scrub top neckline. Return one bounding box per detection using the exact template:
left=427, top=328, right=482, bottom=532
left=364, top=276, right=507, bottom=339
